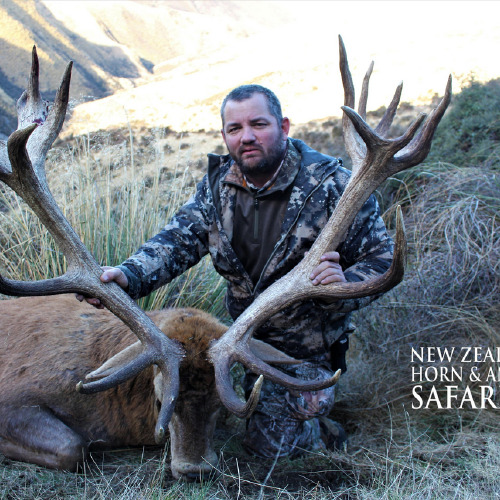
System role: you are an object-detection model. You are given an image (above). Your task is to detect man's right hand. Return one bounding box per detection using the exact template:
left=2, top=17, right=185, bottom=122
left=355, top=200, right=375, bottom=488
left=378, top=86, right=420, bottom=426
left=75, top=266, right=129, bottom=309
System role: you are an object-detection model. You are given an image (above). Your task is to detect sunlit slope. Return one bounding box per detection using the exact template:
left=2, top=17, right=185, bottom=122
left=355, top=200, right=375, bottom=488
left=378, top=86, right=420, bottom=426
left=0, top=0, right=286, bottom=137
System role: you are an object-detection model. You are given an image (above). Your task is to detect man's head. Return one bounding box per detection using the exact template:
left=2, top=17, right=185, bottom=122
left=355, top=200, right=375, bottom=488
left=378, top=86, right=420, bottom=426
left=220, top=85, right=290, bottom=187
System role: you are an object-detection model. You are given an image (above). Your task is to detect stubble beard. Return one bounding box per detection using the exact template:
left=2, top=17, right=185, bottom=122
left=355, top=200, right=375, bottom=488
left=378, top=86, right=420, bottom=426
left=235, top=138, right=286, bottom=179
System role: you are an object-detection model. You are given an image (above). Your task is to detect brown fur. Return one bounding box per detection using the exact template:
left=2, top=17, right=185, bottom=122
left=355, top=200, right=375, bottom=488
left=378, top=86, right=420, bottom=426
left=0, top=295, right=227, bottom=479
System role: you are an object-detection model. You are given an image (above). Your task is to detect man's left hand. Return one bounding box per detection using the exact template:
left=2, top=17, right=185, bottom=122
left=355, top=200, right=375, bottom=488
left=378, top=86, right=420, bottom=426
left=309, top=251, right=346, bottom=285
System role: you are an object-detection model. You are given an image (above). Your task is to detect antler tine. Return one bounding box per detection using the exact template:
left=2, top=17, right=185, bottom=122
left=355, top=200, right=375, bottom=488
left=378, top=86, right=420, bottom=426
left=0, top=124, right=33, bottom=183
left=213, top=363, right=265, bottom=418
left=17, top=48, right=46, bottom=136
left=0, top=48, right=186, bottom=443
left=27, top=46, right=41, bottom=102
left=358, top=60, right=374, bottom=120
left=339, top=35, right=365, bottom=169
left=77, top=349, right=154, bottom=393
left=209, top=37, right=451, bottom=419
left=30, top=61, right=73, bottom=173
left=338, top=35, right=355, bottom=108
left=154, top=377, right=181, bottom=443
left=396, top=75, right=452, bottom=168
left=375, top=82, right=403, bottom=137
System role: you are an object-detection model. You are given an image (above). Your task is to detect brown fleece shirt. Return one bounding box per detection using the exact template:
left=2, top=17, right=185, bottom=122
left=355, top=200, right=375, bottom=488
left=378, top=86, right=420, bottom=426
left=228, top=146, right=301, bottom=286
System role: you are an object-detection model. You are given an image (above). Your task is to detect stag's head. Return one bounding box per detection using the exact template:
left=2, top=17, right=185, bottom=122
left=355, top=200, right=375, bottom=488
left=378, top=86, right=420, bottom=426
left=155, top=310, right=225, bottom=480
left=82, top=307, right=228, bottom=480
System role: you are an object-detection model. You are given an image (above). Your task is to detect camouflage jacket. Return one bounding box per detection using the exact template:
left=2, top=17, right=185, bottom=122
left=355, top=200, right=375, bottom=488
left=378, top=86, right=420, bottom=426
left=119, top=138, right=394, bottom=359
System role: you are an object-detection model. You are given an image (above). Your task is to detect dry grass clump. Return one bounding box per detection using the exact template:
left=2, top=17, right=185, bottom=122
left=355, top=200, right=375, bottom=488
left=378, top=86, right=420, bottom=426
left=407, top=164, right=498, bottom=310
left=337, top=161, right=499, bottom=454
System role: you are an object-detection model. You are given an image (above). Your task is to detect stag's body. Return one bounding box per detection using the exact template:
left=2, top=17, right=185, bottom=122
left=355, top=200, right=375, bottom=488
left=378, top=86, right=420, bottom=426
left=0, top=295, right=226, bottom=478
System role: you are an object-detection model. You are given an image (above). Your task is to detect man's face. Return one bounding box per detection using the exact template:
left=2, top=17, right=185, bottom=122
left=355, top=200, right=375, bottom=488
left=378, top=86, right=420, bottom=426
left=221, top=93, right=290, bottom=185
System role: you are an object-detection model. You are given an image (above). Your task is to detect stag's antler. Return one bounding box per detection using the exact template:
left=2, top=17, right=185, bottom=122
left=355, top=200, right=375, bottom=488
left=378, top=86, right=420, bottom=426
left=0, top=47, right=185, bottom=443
left=208, top=35, right=452, bottom=417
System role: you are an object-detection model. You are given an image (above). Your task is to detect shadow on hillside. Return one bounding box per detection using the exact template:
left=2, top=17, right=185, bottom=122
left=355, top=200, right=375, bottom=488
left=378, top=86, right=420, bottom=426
left=0, top=0, right=154, bottom=137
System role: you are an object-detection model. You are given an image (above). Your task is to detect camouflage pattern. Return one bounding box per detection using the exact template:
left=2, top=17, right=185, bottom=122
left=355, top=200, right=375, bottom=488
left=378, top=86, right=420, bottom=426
left=119, top=137, right=394, bottom=360
left=242, top=357, right=337, bottom=458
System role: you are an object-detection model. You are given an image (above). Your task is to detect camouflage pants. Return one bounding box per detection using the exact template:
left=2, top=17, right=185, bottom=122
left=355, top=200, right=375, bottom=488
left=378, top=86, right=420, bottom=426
left=242, top=359, right=336, bottom=458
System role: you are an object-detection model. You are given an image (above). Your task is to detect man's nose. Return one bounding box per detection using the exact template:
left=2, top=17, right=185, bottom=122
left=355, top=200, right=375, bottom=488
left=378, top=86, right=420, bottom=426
left=241, top=126, right=256, bottom=143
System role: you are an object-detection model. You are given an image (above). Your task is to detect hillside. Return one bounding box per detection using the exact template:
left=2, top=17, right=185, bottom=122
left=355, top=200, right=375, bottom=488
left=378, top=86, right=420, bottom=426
left=0, top=0, right=138, bottom=133
left=0, top=0, right=499, bottom=139
left=0, top=0, right=288, bottom=137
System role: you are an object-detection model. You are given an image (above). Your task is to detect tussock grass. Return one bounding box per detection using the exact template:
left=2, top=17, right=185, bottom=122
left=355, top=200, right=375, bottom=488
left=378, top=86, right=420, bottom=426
left=345, top=161, right=499, bottom=418
left=0, top=129, right=227, bottom=318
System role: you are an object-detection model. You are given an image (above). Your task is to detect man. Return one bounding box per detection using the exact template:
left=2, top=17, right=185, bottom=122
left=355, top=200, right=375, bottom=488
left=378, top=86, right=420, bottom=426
left=80, top=85, right=393, bottom=457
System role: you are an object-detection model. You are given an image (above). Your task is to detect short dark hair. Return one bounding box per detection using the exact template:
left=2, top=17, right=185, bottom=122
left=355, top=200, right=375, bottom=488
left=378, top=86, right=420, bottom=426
left=220, top=84, right=283, bottom=126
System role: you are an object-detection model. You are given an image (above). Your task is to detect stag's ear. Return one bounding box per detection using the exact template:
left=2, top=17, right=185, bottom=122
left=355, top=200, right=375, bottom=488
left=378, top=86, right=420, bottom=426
left=86, top=341, right=144, bottom=379
left=249, top=339, right=302, bottom=365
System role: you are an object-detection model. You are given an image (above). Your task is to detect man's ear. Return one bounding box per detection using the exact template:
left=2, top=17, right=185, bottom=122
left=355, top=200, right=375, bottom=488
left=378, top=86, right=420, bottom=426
left=221, top=128, right=227, bottom=145
left=281, top=117, right=290, bottom=138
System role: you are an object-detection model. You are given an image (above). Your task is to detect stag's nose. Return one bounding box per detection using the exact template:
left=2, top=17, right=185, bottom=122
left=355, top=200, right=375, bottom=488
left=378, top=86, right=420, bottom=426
left=171, top=453, right=218, bottom=482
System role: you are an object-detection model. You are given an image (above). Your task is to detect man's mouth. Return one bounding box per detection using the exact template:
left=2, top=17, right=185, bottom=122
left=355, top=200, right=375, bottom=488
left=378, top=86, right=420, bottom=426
left=241, top=148, right=261, bottom=156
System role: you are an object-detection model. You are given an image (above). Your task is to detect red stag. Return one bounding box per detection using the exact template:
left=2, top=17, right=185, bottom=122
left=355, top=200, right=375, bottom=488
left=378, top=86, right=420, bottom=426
left=0, top=36, right=450, bottom=477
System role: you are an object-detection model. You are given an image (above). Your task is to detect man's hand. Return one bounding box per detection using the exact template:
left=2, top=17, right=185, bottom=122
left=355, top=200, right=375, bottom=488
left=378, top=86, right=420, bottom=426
left=75, top=266, right=129, bottom=309
left=309, top=251, right=346, bottom=285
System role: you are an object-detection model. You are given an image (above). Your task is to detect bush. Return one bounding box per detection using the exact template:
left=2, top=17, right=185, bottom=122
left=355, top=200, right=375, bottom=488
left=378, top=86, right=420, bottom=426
left=428, top=77, right=500, bottom=168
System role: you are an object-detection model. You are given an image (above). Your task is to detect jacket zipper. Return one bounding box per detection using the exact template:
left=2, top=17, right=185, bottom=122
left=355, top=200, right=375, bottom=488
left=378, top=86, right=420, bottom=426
left=253, top=197, right=259, bottom=240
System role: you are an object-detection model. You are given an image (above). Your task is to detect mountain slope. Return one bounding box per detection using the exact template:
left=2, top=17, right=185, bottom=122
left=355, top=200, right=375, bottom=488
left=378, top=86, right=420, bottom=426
left=1, top=1, right=498, bottom=139
left=0, top=0, right=285, bottom=137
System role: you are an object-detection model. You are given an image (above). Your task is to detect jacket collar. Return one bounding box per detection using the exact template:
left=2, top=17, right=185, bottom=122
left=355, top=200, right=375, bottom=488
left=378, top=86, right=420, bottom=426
left=207, top=137, right=341, bottom=185
left=289, top=137, right=342, bottom=181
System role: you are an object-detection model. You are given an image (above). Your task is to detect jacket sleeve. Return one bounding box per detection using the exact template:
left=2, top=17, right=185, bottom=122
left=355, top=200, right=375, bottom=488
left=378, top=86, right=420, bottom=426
left=117, top=178, right=212, bottom=300
left=319, top=190, right=394, bottom=314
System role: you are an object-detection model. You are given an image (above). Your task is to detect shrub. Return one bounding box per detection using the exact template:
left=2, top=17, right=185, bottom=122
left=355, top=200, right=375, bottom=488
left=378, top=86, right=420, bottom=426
left=428, top=77, right=500, bottom=168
